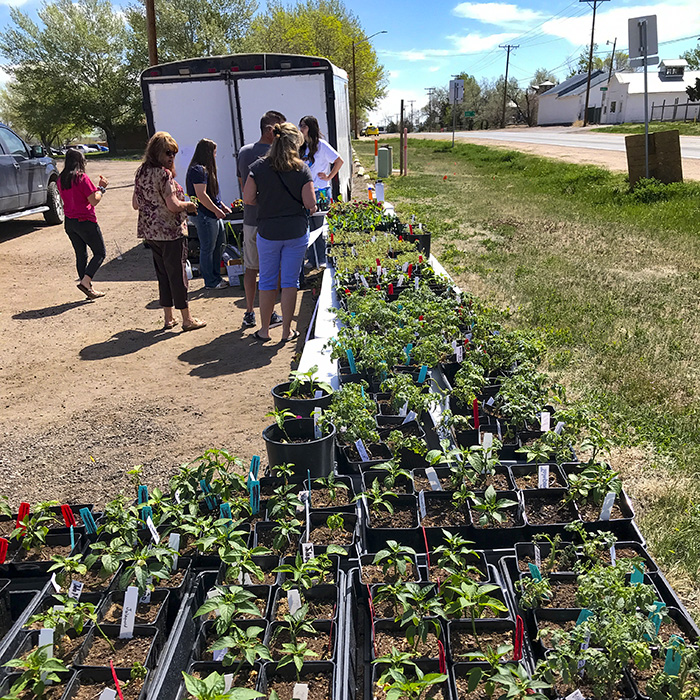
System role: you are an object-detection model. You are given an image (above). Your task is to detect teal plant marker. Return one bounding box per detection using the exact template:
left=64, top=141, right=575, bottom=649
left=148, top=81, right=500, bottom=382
left=80, top=508, right=97, bottom=536
left=646, top=601, right=666, bottom=639
left=220, top=503, right=233, bottom=531
left=200, top=479, right=216, bottom=511
left=360, top=386, right=365, bottom=398
left=418, top=365, right=428, bottom=383
left=664, top=635, right=683, bottom=675
left=631, top=562, right=645, bottom=584
left=528, top=563, right=543, bottom=581
left=140, top=505, right=153, bottom=526
left=250, top=456, right=261, bottom=481
left=404, top=344, right=413, bottom=364
left=576, top=609, right=594, bottom=625
left=69, top=525, right=75, bottom=551
left=137, top=485, right=148, bottom=504
left=345, top=349, right=357, bottom=374
left=249, top=478, right=260, bottom=515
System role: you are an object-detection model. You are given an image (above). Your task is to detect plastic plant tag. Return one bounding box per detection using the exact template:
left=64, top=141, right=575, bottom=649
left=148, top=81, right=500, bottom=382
left=437, top=640, right=447, bottom=674
left=301, top=542, right=314, bottom=563
left=496, top=420, right=502, bottom=441
left=250, top=455, right=261, bottom=480
left=345, top=348, right=357, bottom=374
left=609, top=544, right=617, bottom=564
left=402, top=410, right=418, bottom=425
left=414, top=276, right=420, bottom=291
left=351, top=246, right=357, bottom=257
left=418, top=491, right=427, bottom=519
left=425, top=467, right=442, bottom=491
left=292, top=683, right=309, bottom=700
left=288, top=589, right=303, bottom=615
left=305, top=498, right=311, bottom=544
left=109, top=660, right=125, bottom=700
left=212, top=648, right=227, bottom=662
left=402, top=261, right=409, bottom=273
left=486, top=396, right=495, bottom=406
left=248, top=478, right=260, bottom=516
left=60, top=504, right=76, bottom=528
left=140, top=578, right=152, bottom=604
left=540, top=411, right=551, bottom=432
left=599, top=491, right=616, bottom=521
left=312, top=407, right=322, bottom=439
left=538, top=464, right=550, bottom=489
left=649, top=601, right=665, bottom=635
left=631, top=562, right=645, bottom=584
left=528, top=563, right=543, bottom=581
left=554, top=421, right=565, bottom=435
left=418, top=365, right=428, bottom=383
left=50, top=573, right=61, bottom=592
left=120, top=586, right=138, bottom=639
left=220, top=502, right=232, bottom=522
left=455, top=345, right=464, bottom=362
left=16, top=502, right=30, bottom=530
left=174, top=490, right=181, bottom=504
left=482, top=432, right=494, bottom=450
left=534, top=545, right=542, bottom=568
left=80, top=508, right=97, bottom=535
left=39, top=628, right=54, bottom=657
left=565, top=691, right=586, bottom=700
left=354, top=439, right=370, bottom=463
left=576, top=609, right=594, bottom=625
left=314, top=390, right=323, bottom=399
left=397, top=274, right=405, bottom=287
left=404, top=343, right=413, bottom=364
left=168, top=532, right=181, bottom=570
left=68, top=580, right=84, bottom=601
left=137, top=485, right=148, bottom=505
left=145, top=515, right=160, bottom=544
left=472, top=399, right=480, bottom=431
left=514, top=615, right=524, bottom=661
left=664, top=636, right=683, bottom=675
left=98, top=689, right=117, bottom=700
left=0, top=538, right=8, bottom=564
left=360, top=275, right=369, bottom=288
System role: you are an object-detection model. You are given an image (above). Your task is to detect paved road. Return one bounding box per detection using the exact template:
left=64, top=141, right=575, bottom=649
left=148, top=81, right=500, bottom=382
left=417, top=128, right=700, bottom=159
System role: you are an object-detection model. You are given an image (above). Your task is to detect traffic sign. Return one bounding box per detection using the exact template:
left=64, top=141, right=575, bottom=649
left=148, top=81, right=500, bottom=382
left=464, top=110, right=476, bottom=117
left=600, top=87, right=608, bottom=91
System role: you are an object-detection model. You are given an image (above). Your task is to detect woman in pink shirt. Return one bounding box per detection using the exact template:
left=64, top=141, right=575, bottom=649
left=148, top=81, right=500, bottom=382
left=57, top=148, right=109, bottom=300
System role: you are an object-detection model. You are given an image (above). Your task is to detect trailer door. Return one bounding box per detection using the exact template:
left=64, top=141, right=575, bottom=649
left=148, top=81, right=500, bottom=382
left=144, top=79, right=241, bottom=205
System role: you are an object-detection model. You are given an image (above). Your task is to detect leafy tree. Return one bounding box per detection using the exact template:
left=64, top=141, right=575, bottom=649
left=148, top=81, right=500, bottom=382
left=681, top=43, right=700, bottom=70
left=567, top=45, right=629, bottom=78
left=532, top=68, right=557, bottom=87
left=0, top=0, right=142, bottom=153
left=687, top=78, right=700, bottom=102
left=243, top=0, right=387, bottom=121
left=125, top=0, right=258, bottom=68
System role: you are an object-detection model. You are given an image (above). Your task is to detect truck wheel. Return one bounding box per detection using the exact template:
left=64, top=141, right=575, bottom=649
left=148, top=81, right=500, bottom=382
left=43, top=180, right=64, bottom=225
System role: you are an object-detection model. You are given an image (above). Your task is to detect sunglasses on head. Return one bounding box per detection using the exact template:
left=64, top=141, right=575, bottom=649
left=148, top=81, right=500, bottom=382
left=165, top=150, right=177, bottom=157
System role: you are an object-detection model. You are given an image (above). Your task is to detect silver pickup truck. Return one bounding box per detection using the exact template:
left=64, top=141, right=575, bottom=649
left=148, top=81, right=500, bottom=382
left=0, top=123, right=64, bottom=225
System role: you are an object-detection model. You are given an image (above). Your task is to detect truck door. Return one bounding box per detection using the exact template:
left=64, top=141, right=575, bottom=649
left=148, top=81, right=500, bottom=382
left=0, top=126, right=42, bottom=208
left=0, top=128, right=20, bottom=213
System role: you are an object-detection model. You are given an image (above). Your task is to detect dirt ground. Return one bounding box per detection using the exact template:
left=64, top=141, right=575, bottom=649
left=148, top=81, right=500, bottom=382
left=0, top=159, right=324, bottom=508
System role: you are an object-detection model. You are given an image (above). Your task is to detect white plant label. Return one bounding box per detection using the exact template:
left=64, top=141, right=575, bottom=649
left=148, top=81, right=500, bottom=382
left=120, top=586, right=139, bottom=639
left=414, top=276, right=419, bottom=291
left=224, top=674, right=234, bottom=692
left=540, top=411, right=551, bottom=432
left=140, top=578, right=152, bottom=605
left=298, top=491, right=309, bottom=509
left=418, top=491, right=427, bottom=519
left=50, top=573, right=60, bottom=593
left=534, top=545, right=542, bottom=568
left=293, top=683, right=309, bottom=700
left=376, top=264, right=381, bottom=277
left=402, top=262, right=408, bottom=272
left=451, top=340, right=458, bottom=352
left=212, top=648, right=227, bottom=662
left=68, top=580, right=84, bottom=601
left=98, top=689, right=117, bottom=700
left=288, top=589, right=303, bottom=615
left=301, top=542, right=314, bottom=563
left=565, top=691, right=586, bottom=700
left=538, top=464, right=550, bottom=489
left=455, top=345, right=464, bottom=362
left=425, top=467, right=442, bottom=491
left=360, top=275, right=369, bottom=288
left=599, top=491, right=616, bottom=521
left=206, top=588, right=220, bottom=617
left=314, top=390, right=323, bottom=399
left=399, top=400, right=409, bottom=417
left=486, top=396, right=495, bottom=406
left=609, top=544, right=617, bottom=564
left=39, top=628, right=54, bottom=657
left=168, top=532, right=181, bottom=566
left=174, top=490, right=181, bottom=504
left=146, top=515, right=160, bottom=544
left=354, top=439, right=370, bottom=462
left=351, top=246, right=357, bottom=257
left=554, top=421, right=565, bottom=435
left=243, top=573, right=253, bottom=586
left=312, top=407, right=322, bottom=439
left=397, top=274, right=405, bottom=287
left=482, top=432, right=494, bottom=450
left=402, top=410, right=418, bottom=425
left=496, top=420, right=502, bottom=440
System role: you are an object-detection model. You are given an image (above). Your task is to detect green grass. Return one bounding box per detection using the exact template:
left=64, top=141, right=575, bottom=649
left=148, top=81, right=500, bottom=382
left=592, top=121, right=700, bottom=136
left=354, top=138, right=700, bottom=615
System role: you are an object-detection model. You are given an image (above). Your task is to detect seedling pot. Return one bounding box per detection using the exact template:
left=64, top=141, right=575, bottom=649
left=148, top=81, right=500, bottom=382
left=271, top=381, right=333, bottom=417
left=263, top=418, right=337, bottom=479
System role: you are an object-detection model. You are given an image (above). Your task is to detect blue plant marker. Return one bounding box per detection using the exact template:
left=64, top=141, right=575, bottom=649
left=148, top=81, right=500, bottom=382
left=140, top=505, right=153, bottom=526
left=346, top=349, right=357, bottom=374
left=80, top=508, right=97, bottom=536
left=69, top=525, right=75, bottom=551
left=200, top=479, right=216, bottom=511
left=631, top=562, right=645, bottom=584
left=137, top=485, right=148, bottom=504
left=418, top=365, right=428, bottom=383
left=404, top=344, right=413, bottom=364
left=249, top=478, right=260, bottom=515
left=664, top=635, right=683, bottom=675
left=646, top=601, right=666, bottom=639
left=308, top=469, right=312, bottom=492
left=250, top=456, right=260, bottom=480
left=576, top=609, right=594, bottom=625
left=528, top=563, right=543, bottom=581
left=220, top=503, right=233, bottom=531
left=360, top=386, right=365, bottom=398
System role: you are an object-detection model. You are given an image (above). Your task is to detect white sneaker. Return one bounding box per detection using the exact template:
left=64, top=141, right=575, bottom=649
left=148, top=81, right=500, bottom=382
left=213, top=280, right=229, bottom=289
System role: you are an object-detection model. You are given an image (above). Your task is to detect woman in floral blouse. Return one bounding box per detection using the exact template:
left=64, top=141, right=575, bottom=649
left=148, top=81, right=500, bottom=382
left=133, top=132, right=206, bottom=331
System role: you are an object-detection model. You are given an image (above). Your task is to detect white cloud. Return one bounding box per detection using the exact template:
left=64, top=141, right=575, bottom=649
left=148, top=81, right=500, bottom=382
left=389, top=70, right=401, bottom=79
left=428, top=65, right=442, bottom=72
left=0, top=65, right=11, bottom=84
left=448, top=31, right=516, bottom=52
left=453, top=2, right=544, bottom=25
left=0, top=0, right=29, bottom=6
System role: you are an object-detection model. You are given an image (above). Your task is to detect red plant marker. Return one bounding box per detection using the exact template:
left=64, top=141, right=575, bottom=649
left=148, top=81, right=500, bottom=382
left=376, top=284, right=381, bottom=291
left=16, top=502, right=30, bottom=530
left=61, top=505, right=76, bottom=528
left=376, top=258, right=381, bottom=267
left=514, top=615, right=524, bottom=661
left=0, top=539, right=8, bottom=564
left=443, top=175, right=447, bottom=180
left=422, top=527, right=431, bottom=570
left=407, top=263, right=413, bottom=279
left=398, top=235, right=403, bottom=241
left=419, top=315, right=424, bottom=322
left=110, top=659, right=124, bottom=700
left=419, top=255, right=423, bottom=264
left=330, top=232, right=334, bottom=244
left=438, top=640, right=447, bottom=673
left=408, top=224, right=414, bottom=235
left=473, top=399, right=480, bottom=431
left=388, top=283, right=394, bottom=295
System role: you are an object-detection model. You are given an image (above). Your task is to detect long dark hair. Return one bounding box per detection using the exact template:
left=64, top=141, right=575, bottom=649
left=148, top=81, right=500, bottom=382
left=188, top=139, right=219, bottom=199
left=299, top=115, right=321, bottom=165
left=59, top=148, right=87, bottom=190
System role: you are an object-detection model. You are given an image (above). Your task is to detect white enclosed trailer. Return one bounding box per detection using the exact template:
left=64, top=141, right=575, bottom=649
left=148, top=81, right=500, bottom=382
left=140, top=53, right=352, bottom=203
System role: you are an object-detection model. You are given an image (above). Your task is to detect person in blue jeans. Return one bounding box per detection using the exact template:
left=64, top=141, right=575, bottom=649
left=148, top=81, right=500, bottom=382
left=186, top=139, right=231, bottom=289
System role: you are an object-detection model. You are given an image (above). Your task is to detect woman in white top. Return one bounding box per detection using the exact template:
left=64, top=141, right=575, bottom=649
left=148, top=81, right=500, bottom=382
left=298, top=115, right=344, bottom=275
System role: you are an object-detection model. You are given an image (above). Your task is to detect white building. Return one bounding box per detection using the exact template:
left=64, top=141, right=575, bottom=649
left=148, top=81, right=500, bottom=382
left=536, top=59, right=700, bottom=126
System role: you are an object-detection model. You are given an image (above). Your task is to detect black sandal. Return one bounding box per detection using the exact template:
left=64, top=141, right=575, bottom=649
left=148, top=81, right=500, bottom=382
left=253, top=330, right=271, bottom=342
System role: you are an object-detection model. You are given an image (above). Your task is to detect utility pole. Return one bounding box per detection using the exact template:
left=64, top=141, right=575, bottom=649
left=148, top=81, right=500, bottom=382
left=499, top=44, right=518, bottom=128
left=607, top=37, right=617, bottom=82
left=580, top=0, right=610, bottom=126
left=146, top=0, right=158, bottom=66
left=425, top=88, right=436, bottom=130
left=352, top=30, right=388, bottom=139
left=407, top=100, right=415, bottom=130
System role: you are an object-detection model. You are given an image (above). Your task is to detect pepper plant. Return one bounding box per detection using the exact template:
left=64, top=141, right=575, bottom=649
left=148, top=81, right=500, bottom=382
left=470, top=485, right=518, bottom=527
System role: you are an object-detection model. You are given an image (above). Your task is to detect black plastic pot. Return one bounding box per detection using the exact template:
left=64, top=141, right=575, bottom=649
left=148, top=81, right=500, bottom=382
left=340, top=441, right=392, bottom=474
left=522, top=489, right=579, bottom=531
left=193, top=618, right=268, bottom=662
left=258, top=660, right=336, bottom=698
left=181, top=662, right=260, bottom=699
left=514, top=541, right=578, bottom=576
left=510, top=463, right=568, bottom=490
left=362, top=494, right=422, bottom=551
left=269, top=584, right=339, bottom=623
left=372, top=659, right=452, bottom=700
left=362, top=469, right=414, bottom=496
left=271, top=381, right=333, bottom=417
left=309, top=474, right=356, bottom=512
left=266, top=619, right=336, bottom=662
left=62, top=666, right=150, bottom=700
left=8, top=532, right=84, bottom=575
left=96, top=589, right=169, bottom=634
left=216, top=553, right=281, bottom=587
left=73, top=624, right=160, bottom=670
left=263, top=418, right=336, bottom=479
left=417, top=490, right=471, bottom=531
left=306, top=511, right=359, bottom=555
left=412, top=467, right=453, bottom=493
left=446, top=618, right=518, bottom=663
left=371, top=617, right=444, bottom=661
left=253, top=521, right=301, bottom=558
left=359, top=552, right=423, bottom=587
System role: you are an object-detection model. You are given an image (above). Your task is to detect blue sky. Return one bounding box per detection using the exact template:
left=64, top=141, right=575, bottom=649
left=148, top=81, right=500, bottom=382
left=1, top=0, right=699, bottom=125
left=361, top=0, right=700, bottom=123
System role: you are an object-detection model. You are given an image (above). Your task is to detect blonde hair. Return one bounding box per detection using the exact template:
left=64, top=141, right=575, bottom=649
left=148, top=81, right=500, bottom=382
left=144, top=131, right=179, bottom=173
left=267, top=122, right=304, bottom=172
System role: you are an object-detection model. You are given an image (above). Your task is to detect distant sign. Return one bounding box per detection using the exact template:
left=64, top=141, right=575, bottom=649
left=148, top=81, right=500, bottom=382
left=628, top=15, right=658, bottom=59
left=600, top=87, right=608, bottom=91
left=449, top=78, right=464, bottom=103
left=465, top=110, right=476, bottom=117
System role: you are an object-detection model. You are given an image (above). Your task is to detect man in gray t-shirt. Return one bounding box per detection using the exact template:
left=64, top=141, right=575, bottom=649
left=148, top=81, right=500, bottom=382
left=236, top=110, right=286, bottom=328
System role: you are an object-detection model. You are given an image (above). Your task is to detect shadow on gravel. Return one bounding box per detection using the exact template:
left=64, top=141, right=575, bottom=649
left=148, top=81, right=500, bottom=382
left=97, top=241, right=154, bottom=282
left=13, top=300, right=92, bottom=319
left=178, top=328, right=275, bottom=378
left=79, top=328, right=176, bottom=360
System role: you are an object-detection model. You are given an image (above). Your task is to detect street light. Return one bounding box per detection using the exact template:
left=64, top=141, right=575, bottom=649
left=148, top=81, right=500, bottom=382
left=352, top=30, right=387, bottom=139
